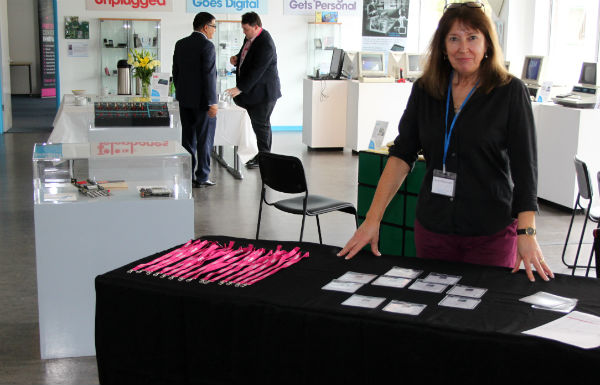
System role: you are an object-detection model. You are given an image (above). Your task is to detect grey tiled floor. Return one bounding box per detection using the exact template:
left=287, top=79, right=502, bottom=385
left=0, top=131, right=595, bottom=385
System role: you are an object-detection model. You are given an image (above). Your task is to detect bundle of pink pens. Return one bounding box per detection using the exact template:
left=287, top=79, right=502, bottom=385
left=127, top=239, right=309, bottom=287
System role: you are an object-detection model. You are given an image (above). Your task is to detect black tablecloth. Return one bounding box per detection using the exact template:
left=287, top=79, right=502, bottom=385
left=95, top=236, right=600, bottom=384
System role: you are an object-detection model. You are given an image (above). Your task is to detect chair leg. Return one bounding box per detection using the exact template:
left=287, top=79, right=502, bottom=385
left=584, top=222, right=600, bottom=277
left=561, top=197, right=579, bottom=267
left=256, top=189, right=265, bottom=240
left=316, top=215, right=322, bottom=244
left=571, top=200, right=592, bottom=276
left=299, top=213, right=306, bottom=242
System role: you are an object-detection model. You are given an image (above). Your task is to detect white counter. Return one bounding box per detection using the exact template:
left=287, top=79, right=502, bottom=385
left=346, top=81, right=414, bottom=152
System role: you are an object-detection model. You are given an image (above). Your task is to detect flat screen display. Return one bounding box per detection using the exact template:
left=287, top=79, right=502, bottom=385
left=579, top=62, right=597, bottom=85
left=329, top=48, right=344, bottom=79
left=408, top=55, right=421, bottom=72
left=526, top=58, right=541, bottom=81
left=362, top=54, right=383, bottom=71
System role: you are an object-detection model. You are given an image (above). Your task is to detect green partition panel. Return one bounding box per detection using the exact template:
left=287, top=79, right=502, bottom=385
left=358, top=152, right=382, bottom=186
left=382, top=194, right=404, bottom=225
left=357, top=151, right=425, bottom=257
left=357, top=185, right=375, bottom=217
left=404, top=230, right=416, bottom=257
left=379, top=224, right=403, bottom=256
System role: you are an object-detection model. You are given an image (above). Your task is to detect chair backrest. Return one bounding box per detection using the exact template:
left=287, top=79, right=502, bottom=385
left=258, top=152, right=308, bottom=194
left=574, top=156, right=593, bottom=200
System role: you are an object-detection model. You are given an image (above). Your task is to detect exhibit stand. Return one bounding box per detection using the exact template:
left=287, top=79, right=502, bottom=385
left=532, top=103, right=600, bottom=208
left=346, top=81, right=413, bottom=152
left=33, top=142, right=194, bottom=359
left=358, top=151, right=425, bottom=256
left=302, top=78, right=347, bottom=149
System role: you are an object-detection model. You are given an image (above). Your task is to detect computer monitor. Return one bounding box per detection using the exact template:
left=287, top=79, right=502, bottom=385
left=358, top=51, right=386, bottom=78
left=387, top=52, right=405, bottom=79
left=521, top=56, right=544, bottom=86
left=341, top=51, right=358, bottom=79
left=578, top=62, right=597, bottom=86
left=329, top=48, right=344, bottom=80
left=402, top=53, right=424, bottom=80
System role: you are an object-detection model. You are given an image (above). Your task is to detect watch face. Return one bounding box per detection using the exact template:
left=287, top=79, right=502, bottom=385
left=526, top=227, right=536, bottom=236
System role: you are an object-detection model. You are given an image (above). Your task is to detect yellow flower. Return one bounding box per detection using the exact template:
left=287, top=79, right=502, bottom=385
left=150, top=60, right=160, bottom=67
left=148, top=64, right=154, bottom=70
left=133, top=62, right=139, bottom=68
left=127, top=54, right=133, bottom=65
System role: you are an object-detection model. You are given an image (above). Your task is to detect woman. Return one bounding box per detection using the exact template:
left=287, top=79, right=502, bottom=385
left=338, top=2, right=554, bottom=282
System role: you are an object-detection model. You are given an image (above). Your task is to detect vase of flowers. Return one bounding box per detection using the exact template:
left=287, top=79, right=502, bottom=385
left=128, top=49, right=160, bottom=99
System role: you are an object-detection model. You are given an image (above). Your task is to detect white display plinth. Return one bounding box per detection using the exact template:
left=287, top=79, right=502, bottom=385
left=32, top=142, right=194, bottom=359
left=346, top=80, right=413, bottom=152
left=34, top=198, right=193, bottom=359
left=302, top=78, right=348, bottom=149
left=532, top=103, right=600, bottom=209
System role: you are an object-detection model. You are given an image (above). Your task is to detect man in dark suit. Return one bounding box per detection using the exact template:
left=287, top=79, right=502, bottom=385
left=173, top=12, right=218, bottom=187
left=226, top=12, right=281, bottom=169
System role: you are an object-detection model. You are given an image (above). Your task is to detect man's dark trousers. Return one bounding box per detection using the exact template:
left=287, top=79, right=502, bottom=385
left=180, top=107, right=216, bottom=182
left=245, top=100, right=276, bottom=152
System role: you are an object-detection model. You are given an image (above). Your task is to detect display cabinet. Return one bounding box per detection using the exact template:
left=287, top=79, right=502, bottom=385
left=211, top=20, right=244, bottom=94
left=33, top=142, right=191, bottom=204
left=33, top=142, right=193, bottom=358
left=100, top=18, right=161, bottom=95
left=306, top=22, right=341, bottom=77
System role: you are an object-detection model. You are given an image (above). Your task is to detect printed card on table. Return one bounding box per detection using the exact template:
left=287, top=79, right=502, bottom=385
left=422, top=272, right=461, bottom=285
left=384, top=266, right=422, bottom=279
left=408, top=279, right=448, bottom=294
left=382, top=300, right=427, bottom=316
left=337, top=271, right=377, bottom=284
left=439, top=295, right=481, bottom=310
left=371, top=275, right=412, bottom=289
left=322, top=279, right=364, bottom=293
left=342, top=294, right=386, bottom=309
left=447, top=284, right=487, bottom=299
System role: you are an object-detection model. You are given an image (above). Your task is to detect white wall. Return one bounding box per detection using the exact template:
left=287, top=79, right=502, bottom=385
left=56, top=0, right=364, bottom=127
left=1, top=0, right=12, bottom=132
left=7, top=0, right=40, bottom=94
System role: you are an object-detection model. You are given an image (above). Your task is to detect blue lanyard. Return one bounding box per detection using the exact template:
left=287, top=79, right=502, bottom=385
left=444, top=72, right=478, bottom=172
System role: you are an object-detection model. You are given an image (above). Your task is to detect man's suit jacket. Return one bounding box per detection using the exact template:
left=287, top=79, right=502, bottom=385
left=172, top=32, right=217, bottom=110
left=233, top=29, right=282, bottom=107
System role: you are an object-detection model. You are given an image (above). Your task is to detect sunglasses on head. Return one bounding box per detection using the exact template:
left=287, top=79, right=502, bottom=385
left=444, top=2, right=485, bottom=12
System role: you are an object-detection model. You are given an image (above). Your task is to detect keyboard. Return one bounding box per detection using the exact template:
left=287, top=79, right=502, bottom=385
left=360, top=76, right=396, bottom=83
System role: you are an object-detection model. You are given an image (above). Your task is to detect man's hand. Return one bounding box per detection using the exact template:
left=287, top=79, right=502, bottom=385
left=208, top=104, right=218, bottom=118
left=230, top=56, right=238, bottom=66
left=225, top=87, right=242, bottom=97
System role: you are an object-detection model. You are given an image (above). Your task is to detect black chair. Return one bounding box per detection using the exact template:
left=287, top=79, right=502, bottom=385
left=256, top=152, right=358, bottom=244
left=593, top=227, right=600, bottom=278
left=561, top=156, right=600, bottom=276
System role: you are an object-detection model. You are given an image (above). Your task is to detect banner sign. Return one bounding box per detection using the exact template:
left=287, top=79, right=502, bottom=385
left=86, top=0, right=174, bottom=12
left=187, top=0, right=268, bottom=14
left=38, top=0, right=56, bottom=98
left=283, top=0, right=359, bottom=15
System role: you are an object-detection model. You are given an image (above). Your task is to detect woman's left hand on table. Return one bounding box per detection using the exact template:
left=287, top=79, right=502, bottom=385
left=512, top=236, right=554, bottom=282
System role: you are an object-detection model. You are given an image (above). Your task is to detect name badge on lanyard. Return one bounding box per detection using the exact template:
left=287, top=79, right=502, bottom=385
left=432, top=169, right=457, bottom=197
left=432, top=72, right=478, bottom=198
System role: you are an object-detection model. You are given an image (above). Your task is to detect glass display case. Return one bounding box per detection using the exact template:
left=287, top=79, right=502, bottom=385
left=211, top=20, right=244, bottom=94
left=33, top=142, right=191, bottom=205
left=306, top=22, right=341, bottom=77
left=100, top=18, right=161, bottom=95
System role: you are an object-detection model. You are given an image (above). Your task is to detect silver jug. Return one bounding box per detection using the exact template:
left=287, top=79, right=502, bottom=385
left=117, top=60, right=131, bottom=95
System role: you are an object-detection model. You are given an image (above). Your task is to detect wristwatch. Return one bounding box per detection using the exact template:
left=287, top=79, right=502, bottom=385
left=517, top=227, right=536, bottom=236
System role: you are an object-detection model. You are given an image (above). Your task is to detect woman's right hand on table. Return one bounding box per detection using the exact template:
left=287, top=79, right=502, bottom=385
left=337, top=218, right=382, bottom=260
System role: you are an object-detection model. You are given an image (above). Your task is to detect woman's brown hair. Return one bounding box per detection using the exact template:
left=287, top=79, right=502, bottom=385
left=419, top=6, right=511, bottom=99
